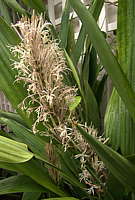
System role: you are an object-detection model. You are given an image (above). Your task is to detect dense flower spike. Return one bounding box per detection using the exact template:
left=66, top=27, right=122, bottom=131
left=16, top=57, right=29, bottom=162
left=11, top=14, right=77, bottom=133
left=11, top=13, right=107, bottom=195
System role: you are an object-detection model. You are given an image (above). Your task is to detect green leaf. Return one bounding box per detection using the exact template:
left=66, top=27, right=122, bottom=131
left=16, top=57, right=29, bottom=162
left=64, top=50, right=81, bottom=92
left=82, top=80, right=100, bottom=127
left=3, top=0, right=27, bottom=15
left=80, top=46, right=100, bottom=127
left=72, top=0, right=104, bottom=66
left=59, top=0, right=71, bottom=48
left=69, top=0, right=135, bottom=121
left=77, top=125, right=135, bottom=191
left=0, top=175, right=45, bottom=194
left=68, top=96, right=81, bottom=111
left=22, top=0, right=46, bottom=13
left=71, top=25, right=85, bottom=67
left=86, top=46, right=98, bottom=87
left=22, top=192, right=41, bottom=200
left=105, top=0, right=135, bottom=155
left=0, top=135, right=33, bottom=163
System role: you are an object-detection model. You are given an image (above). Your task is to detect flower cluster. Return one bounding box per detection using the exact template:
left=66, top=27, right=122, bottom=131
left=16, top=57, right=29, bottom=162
left=11, top=13, right=107, bottom=194
left=11, top=14, right=77, bottom=134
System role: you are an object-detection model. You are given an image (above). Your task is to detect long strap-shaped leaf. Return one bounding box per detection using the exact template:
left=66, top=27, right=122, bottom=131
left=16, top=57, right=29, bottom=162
left=59, top=0, right=71, bottom=48
left=72, top=0, right=104, bottom=66
left=68, top=0, right=135, bottom=121
left=65, top=51, right=100, bottom=127
left=105, top=0, right=135, bottom=155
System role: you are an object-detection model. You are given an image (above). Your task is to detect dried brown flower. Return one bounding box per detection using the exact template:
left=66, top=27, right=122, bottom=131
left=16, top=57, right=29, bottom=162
left=11, top=14, right=77, bottom=134
left=11, top=13, right=107, bottom=193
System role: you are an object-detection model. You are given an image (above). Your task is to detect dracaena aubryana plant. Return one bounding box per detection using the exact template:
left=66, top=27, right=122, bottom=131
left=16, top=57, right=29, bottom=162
left=11, top=14, right=107, bottom=195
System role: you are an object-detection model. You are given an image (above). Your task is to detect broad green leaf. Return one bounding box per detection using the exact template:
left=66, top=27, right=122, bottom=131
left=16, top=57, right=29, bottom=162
left=69, top=0, right=135, bottom=121
left=68, top=96, right=81, bottom=111
left=3, top=0, right=27, bottom=15
left=105, top=0, right=135, bottom=155
left=0, top=135, right=33, bottom=163
left=22, top=0, right=46, bottom=13
left=77, top=125, right=135, bottom=191
left=22, top=192, right=41, bottom=200
left=0, top=159, right=68, bottom=196
left=0, top=175, right=45, bottom=194
left=59, top=0, right=71, bottom=48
